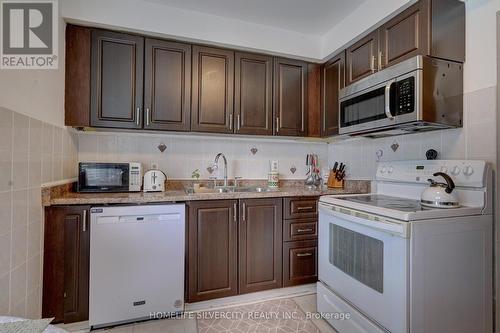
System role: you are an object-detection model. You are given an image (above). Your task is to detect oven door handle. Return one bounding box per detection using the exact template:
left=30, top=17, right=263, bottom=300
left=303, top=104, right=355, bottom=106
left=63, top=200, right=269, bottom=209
left=319, top=203, right=408, bottom=238
left=384, top=79, right=396, bottom=121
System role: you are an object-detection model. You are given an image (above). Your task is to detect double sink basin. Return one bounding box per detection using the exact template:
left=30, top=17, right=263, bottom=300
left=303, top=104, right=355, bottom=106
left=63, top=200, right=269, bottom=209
left=186, top=186, right=278, bottom=195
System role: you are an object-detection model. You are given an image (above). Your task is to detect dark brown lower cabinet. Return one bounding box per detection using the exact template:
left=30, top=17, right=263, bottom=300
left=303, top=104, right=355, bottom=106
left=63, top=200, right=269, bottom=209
left=239, top=198, right=283, bottom=294
left=187, top=200, right=238, bottom=302
left=43, top=205, right=90, bottom=324
left=283, top=240, right=318, bottom=287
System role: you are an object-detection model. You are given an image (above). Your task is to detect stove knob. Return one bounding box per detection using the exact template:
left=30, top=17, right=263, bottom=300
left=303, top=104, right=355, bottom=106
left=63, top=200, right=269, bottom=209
left=380, top=166, right=387, bottom=174
left=387, top=166, right=394, bottom=174
left=451, top=166, right=461, bottom=176
left=463, top=165, right=474, bottom=176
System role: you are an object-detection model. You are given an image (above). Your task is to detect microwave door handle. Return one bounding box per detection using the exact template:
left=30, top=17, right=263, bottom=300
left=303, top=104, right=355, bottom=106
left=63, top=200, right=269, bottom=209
left=384, top=79, right=396, bottom=120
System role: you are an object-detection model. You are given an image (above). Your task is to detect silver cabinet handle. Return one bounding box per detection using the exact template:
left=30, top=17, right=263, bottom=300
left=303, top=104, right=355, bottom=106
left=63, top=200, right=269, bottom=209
left=242, top=202, right=246, bottom=221
left=378, top=51, right=383, bottom=71
left=233, top=202, right=237, bottom=223
left=371, top=55, right=376, bottom=73
left=236, top=114, right=240, bottom=131
left=146, top=107, right=150, bottom=126
left=384, top=79, right=396, bottom=120
left=297, top=206, right=314, bottom=211
left=82, top=210, right=87, bottom=232
left=136, top=107, right=141, bottom=126
left=297, top=252, right=313, bottom=257
left=229, top=114, right=233, bottom=131
left=276, top=117, right=280, bottom=133
left=297, top=228, right=313, bottom=233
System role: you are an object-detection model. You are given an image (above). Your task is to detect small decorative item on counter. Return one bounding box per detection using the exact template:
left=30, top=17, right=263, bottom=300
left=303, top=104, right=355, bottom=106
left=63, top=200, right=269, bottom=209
left=305, top=154, right=321, bottom=187
left=191, top=169, right=201, bottom=191
left=268, top=160, right=279, bottom=188
left=327, top=162, right=346, bottom=189
left=268, top=172, right=279, bottom=188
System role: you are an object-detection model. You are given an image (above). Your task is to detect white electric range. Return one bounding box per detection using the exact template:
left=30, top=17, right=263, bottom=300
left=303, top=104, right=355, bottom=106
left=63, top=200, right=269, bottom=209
left=317, top=160, right=493, bottom=333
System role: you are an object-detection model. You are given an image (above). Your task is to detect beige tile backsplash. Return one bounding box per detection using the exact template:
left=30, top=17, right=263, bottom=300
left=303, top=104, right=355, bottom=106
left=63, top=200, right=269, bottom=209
left=78, top=133, right=329, bottom=180
left=0, top=107, right=78, bottom=319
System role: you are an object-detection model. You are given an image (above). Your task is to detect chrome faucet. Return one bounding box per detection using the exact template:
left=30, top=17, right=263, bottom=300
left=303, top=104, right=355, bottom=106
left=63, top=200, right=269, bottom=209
left=214, top=153, right=228, bottom=187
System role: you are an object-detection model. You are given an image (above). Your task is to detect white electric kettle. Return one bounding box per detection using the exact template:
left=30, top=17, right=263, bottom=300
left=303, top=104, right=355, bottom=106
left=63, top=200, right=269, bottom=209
left=421, top=172, right=460, bottom=208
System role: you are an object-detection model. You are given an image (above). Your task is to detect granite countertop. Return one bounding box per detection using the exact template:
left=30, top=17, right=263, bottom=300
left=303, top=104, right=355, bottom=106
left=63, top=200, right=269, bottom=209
left=42, top=180, right=370, bottom=206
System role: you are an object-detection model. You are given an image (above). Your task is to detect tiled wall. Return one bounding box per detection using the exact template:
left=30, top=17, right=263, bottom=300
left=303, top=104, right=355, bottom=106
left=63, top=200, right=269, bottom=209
left=328, top=86, right=497, bottom=179
left=78, top=132, right=329, bottom=180
left=0, top=107, right=78, bottom=319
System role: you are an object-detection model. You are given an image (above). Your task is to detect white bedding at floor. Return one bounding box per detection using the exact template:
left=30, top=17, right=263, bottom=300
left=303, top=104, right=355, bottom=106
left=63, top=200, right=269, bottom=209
left=0, top=316, right=68, bottom=333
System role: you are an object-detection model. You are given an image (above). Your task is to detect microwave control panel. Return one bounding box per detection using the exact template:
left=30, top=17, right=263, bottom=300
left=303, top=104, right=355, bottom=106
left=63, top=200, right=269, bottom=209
left=129, top=163, right=143, bottom=191
left=396, top=77, right=415, bottom=115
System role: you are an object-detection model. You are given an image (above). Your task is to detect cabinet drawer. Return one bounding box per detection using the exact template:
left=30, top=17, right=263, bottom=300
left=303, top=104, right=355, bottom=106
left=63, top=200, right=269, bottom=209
left=284, top=219, right=317, bottom=242
left=284, top=197, right=318, bottom=219
left=283, top=240, right=318, bottom=287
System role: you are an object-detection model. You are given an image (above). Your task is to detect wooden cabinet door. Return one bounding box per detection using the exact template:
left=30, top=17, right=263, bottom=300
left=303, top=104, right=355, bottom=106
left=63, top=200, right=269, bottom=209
left=346, top=31, right=379, bottom=85
left=379, top=1, right=429, bottom=69
left=187, top=200, right=238, bottom=302
left=321, top=52, right=345, bottom=137
left=273, top=58, right=308, bottom=136
left=191, top=46, right=234, bottom=133
left=239, top=198, right=283, bottom=294
left=234, top=52, right=273, bottom=135
left=43, top=206, right=90, bottom=324
left=144, top=39, right=191, bottom=131
left=283, top=240, right=318, bottom=287
left=90, top=30, right=144, bottom=129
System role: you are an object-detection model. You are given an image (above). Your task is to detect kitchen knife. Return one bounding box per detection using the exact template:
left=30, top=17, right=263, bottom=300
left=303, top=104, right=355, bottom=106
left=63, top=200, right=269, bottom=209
left=332, top=162, right=338, bottom=173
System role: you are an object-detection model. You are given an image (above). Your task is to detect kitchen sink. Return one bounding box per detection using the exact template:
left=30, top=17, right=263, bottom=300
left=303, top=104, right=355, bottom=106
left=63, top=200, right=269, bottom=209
left=234, top=187, right=276, bottom=193
left=186, top=186, right=277, bottom=194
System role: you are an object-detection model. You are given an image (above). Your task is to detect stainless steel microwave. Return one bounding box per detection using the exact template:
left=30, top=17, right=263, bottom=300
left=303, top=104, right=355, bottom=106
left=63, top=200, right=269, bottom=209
left=338, top=56, right=463, bottom=137
left=77, top=162, right=142, bottom=192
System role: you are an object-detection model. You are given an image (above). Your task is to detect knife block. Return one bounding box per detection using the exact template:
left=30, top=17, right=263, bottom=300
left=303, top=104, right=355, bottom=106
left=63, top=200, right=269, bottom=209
left=327, top=170, right=344, bottom=189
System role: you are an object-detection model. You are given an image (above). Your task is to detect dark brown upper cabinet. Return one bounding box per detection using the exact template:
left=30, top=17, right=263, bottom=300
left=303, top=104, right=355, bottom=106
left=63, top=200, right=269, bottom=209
left=273, top=58, right=308, bottom=137
left=187, top=200, right=238, bottom=302
left=234, top=52, right=273, bottom=135
left=90, top=30, right=144, bottom=129
left=345, top=30, right=379, bottom=86
left=144, top=39, right=191, bottom=131
left=379, top=1, right=429, bottom=69
left=344, top=0, right=464, bottom=86
left=43, top=205, right=91, bottom=324
left=239, top=198, right=283, bottom=294
left=321, top=52, right=345, bottom=137
left=191, top=46, right=234, bottom=134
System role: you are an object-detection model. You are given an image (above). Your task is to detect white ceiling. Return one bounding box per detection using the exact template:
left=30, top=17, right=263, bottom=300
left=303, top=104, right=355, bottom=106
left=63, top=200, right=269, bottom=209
left=143, top=0, right=367, bottom=35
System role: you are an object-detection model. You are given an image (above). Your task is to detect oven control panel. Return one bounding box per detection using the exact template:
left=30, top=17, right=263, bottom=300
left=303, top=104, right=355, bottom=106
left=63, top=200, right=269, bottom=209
left=376, top=160, right=487, bottom=188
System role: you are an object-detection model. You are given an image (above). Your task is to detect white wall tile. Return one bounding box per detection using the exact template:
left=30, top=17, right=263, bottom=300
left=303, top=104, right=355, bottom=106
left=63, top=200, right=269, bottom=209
left=0, top=272, right=9, bottom=314
left=0, top=233, right=11, bottom=277
left=0, top=107, right=13, bottom=151
left=0, top=191, right=12, bottom=237
left=12, top=113, right=29, bottom=152
left=0, top=108, right=78, bottom=319
left=9, top=263, right=26, bottom=316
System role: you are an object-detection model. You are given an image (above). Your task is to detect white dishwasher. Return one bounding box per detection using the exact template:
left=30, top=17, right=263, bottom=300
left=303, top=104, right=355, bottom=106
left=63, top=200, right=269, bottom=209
left=89, top=204, right=185, bottom=329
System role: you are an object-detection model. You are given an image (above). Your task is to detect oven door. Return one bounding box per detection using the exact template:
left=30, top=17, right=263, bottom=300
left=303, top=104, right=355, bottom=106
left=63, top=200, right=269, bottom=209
left=318, top=203, right=409, bottom=333
left=339, top=70, right=420, bottom=135
left=78, top=163, right=130, bottom=192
